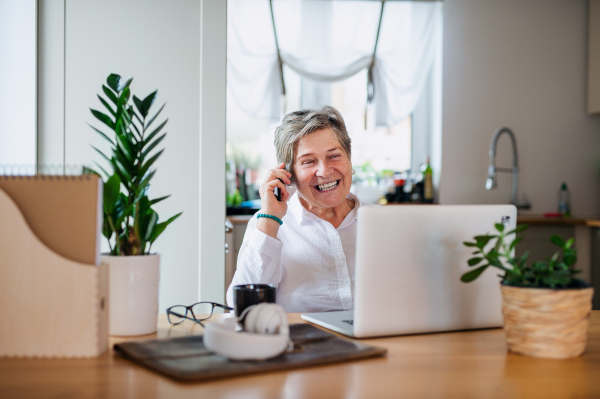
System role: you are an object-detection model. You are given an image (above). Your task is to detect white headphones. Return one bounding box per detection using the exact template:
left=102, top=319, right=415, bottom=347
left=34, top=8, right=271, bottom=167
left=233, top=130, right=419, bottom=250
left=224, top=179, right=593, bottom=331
left=203, top=303, right=290, bottom=360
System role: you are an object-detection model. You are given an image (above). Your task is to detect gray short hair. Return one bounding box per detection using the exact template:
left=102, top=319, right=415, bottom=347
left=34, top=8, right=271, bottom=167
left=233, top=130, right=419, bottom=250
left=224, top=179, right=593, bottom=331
left=274, top=106, right=351, bottom=185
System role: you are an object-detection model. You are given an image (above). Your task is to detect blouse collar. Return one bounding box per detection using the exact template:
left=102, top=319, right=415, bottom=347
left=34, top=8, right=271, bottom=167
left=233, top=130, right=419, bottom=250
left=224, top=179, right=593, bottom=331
left=288, top=190, right=362, bottom=228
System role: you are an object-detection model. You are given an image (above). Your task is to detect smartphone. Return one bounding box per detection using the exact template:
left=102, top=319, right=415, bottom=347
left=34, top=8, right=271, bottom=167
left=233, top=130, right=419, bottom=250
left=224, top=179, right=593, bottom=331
left=274, top=166, right=289, bottom=201
left=274, top=178, right=283, bottom=201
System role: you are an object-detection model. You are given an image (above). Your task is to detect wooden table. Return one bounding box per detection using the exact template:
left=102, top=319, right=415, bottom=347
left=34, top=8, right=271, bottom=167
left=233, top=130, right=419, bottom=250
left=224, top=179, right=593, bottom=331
left=2, top=312, right=600, bottom=398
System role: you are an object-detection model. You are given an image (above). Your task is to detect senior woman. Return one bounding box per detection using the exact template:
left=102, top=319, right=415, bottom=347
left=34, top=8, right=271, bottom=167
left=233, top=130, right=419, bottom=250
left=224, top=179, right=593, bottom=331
left=226, top=106, right=362, bottom=313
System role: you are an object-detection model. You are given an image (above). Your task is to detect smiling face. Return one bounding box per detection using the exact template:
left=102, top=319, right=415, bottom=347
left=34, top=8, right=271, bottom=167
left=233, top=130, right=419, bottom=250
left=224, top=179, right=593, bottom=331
left=293, top=128, right=352, bottom=211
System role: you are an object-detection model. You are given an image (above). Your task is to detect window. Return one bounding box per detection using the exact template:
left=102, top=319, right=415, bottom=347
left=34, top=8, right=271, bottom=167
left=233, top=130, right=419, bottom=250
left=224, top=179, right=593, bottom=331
left=226, top=0, right=442, bottom=207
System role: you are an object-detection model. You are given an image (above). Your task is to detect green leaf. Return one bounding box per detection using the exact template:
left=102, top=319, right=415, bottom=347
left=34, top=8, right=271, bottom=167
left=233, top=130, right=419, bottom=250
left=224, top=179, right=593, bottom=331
left=461, top=265, right=489, bottom=283
left=91, top=109, right=115, bottom=130
left=515, top=223, right=529, bottom=233
left=141, top=133, right=166, bottom=158
left=82, top=166, right=101, bottom=177
left=463, top=241, right=477, bottom=247
left=94, top=161, right=111, bottom=179
left=102, top=85, right=118, bottom=104
left=107, top=74, right=122, bottom=92
left=130, top=119, right=143, bottom=140
left=120, top=105, right=133, bottom=123
left=488, top=257, right=507, bottom=270
left=140, top=90, right=157, bottom=118
left=565, top=238, right=574, bottom=249
left=509, top=236, right=523, bottom=251
left=98, top=95, right=116, bottom=117
left=113, top=157, right=132, bottom=182
left=92, top=146, right=111, bottom=164
left=516, top=251, right=529, bottom=268
left=139, top=149, right=164, bottom=178
left=550, top=235, right=565, bottom=247
left=533, top=261, right=547, bottom=271
left=118, top=76, right=133, bottom=92
left=145, top=103, right=165, bottom=130
left=111, top=166, right=128, bottom=190
left=468, top=257, right=483, bottom=266
left=132, top=109, right=145, bottom=127
left=113, top=147, right=133, bottom=176
left=132, top=196, right=154, bottom=254
left=506, top=224, right=529, bottom=235
left=494, top=223, right=505, bottom=233
left=103, top=174, right=121, bottom=215
left=485, top=249, right=500, bottom=260
left=115, top=200, right=135, bottom=227
left=555, top=261, right=568, bottom=270
left=563, top=253, right=577, bottom=267
left=149, top=212, right=182, bottom=243
left=137, top=170, right=156, bottom=194
left=87, top=123, right=115, bottom=147
left=474, top=235, right=493, bottom=249
left=115, top=133, right=134, bottom=163
left=150, top=195, right=170, bottom=205
left=102, top=214, right=113, bottom=240
left=144, top=211, right=158, bottom=241
left=133, top=95, right=143, bottom=116
left=118, top=86, right=131, bottom=106
left=142, top=120, right=168, bottom=148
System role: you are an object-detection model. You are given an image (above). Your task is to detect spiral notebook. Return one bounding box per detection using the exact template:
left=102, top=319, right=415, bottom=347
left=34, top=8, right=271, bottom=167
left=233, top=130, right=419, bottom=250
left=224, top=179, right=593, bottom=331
left=0, top=174, right=103, bottom=265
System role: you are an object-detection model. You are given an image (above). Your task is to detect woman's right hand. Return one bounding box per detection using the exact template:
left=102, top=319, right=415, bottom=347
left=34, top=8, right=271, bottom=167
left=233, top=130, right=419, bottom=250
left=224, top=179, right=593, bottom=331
left=259, top=162, right=292, bottom=220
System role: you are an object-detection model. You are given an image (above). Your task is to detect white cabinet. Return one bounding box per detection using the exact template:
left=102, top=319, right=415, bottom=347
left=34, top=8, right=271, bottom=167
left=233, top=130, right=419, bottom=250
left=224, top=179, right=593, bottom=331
left=225, top=217, right=251, bottom=294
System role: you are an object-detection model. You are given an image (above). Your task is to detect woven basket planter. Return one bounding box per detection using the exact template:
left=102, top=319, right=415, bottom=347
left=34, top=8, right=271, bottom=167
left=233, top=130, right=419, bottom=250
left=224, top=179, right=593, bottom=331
left=501, top=284, right=594, bottom=359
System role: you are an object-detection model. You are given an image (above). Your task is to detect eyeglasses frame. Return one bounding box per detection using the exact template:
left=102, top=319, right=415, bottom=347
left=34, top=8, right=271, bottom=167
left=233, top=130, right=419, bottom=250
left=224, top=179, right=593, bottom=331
left=166, top=301, right=233, bottom=327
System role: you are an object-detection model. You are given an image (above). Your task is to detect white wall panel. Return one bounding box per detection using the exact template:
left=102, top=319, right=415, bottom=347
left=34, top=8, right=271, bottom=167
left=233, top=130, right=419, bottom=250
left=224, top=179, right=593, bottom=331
left=38, top=0, right=65, bottom=167
left=199, top=0, right=226, bottom=304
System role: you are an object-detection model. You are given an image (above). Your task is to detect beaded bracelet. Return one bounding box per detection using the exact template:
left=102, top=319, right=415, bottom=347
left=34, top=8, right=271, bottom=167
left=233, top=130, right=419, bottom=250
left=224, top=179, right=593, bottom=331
left=256, top=213, right=283, bottom=225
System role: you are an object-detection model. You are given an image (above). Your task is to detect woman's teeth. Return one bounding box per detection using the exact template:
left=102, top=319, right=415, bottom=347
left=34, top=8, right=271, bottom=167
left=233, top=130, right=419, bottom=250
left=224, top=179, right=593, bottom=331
left=317, top=181, right=338, bottom=192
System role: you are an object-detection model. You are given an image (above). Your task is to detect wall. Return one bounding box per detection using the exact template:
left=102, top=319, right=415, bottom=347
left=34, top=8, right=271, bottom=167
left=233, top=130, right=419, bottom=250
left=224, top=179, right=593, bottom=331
left=440, top=0, right=600, bottom=216
left=39, top=0, right=203, bottom=312
left=0, top=0, right=36, bottom=167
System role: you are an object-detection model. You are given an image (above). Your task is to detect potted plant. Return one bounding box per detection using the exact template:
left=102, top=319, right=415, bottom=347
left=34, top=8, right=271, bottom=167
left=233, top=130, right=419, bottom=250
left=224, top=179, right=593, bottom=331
left=88, top=73, right=181, bottom=336
left=462, top=223, right=594, bottom=359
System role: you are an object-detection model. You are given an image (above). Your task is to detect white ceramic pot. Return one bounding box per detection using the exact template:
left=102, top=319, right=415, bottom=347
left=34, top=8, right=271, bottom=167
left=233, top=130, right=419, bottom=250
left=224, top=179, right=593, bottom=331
left=103, top=254, right=160, bottom=336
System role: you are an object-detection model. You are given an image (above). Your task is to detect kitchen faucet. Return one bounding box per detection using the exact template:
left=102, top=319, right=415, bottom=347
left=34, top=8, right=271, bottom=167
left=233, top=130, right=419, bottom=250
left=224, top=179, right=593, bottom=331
left=485, top=127, right=531, bottom=209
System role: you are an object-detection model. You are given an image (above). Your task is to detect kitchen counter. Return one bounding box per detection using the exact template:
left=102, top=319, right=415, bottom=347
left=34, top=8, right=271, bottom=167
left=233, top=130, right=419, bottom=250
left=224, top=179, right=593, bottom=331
left=228, top=215, right=254, bottom=224
left=517, top=215, right=600, bottom=227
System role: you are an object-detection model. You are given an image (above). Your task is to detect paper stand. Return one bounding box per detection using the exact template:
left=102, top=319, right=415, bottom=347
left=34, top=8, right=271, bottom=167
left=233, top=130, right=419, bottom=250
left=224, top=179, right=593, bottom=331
left=0, top=188, right=108, bottom=357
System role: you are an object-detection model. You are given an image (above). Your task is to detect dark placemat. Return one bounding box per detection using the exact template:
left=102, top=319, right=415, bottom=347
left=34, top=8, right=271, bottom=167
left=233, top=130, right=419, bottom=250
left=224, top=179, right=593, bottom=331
left=114, top=323, right=387, bottom=381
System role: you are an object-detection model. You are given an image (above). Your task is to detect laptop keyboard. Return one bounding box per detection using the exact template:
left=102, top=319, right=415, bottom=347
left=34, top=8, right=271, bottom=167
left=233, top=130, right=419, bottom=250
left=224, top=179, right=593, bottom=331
left=342, top=320, right=354, bottom=325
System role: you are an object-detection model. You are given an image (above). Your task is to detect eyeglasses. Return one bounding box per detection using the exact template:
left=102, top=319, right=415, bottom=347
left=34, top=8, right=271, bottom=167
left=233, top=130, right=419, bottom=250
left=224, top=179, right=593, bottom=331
left=166, top=302, right=233, bottom=326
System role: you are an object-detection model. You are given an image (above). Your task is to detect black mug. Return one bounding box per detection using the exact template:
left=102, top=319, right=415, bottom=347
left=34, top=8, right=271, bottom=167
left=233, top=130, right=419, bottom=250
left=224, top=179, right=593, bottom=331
left=233, top=284, right=277, bottom=322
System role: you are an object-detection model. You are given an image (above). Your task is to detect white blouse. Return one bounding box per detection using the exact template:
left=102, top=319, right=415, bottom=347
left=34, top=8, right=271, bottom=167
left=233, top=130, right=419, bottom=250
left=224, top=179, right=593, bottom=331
left=226, top=192, right=362, bottom=313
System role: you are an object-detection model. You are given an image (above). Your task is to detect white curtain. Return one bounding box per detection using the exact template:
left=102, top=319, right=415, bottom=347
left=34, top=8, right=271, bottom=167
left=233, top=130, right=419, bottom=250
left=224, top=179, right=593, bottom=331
left=227, top=0, right=442, bottom=128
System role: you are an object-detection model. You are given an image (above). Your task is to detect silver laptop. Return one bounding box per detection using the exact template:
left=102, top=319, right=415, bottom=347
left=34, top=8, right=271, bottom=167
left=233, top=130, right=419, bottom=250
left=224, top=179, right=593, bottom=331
left=301, top=205, right=517, bottom=338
